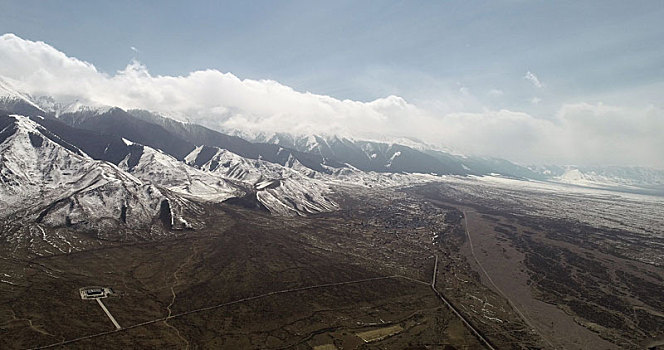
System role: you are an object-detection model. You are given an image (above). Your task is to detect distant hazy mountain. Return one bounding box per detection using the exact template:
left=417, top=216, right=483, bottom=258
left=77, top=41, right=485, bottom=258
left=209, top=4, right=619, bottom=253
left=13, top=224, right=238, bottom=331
left=531, top=165, right=664, bottom=189
left=242, top=132, right=463, bottom=175
left=246, top=132, right=549, bottom=179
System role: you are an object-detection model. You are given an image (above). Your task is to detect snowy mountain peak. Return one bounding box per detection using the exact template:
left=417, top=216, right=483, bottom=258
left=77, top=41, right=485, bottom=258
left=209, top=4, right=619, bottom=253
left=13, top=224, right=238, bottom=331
left=5, top=113, right=41, bottom=133
left=0, top=79, right=44, bottom=113
left=36, top=97, right=113, bottom=117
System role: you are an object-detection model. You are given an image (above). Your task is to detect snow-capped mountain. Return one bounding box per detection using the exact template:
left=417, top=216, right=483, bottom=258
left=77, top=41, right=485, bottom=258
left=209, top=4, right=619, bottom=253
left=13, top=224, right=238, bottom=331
left=127, top=109, right=346, bottom=173
left=46, top=107, right=341, bottom=215
left=0, top=84, right=345, bottom=219
left=245, top=132, right=545, bottom=178
left=119, top=143, right=244, bottom=203
left=33, top=95, right=113, bottom=118
left=2, top=83, right=663, bottom=239
left=244, top=133, right=468, bottom=175
left=0, top=84, right=549, bottom=181
left=249, top=132, right=664, bottom=192
left=185, top=145, right=337, bottom=215
left=0, top=114, right=165, bottom=233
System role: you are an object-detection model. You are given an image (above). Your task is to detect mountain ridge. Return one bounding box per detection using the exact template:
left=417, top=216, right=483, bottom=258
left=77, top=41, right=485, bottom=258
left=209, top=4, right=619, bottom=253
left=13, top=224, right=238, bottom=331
left=1, top=87, right=662, bottom=195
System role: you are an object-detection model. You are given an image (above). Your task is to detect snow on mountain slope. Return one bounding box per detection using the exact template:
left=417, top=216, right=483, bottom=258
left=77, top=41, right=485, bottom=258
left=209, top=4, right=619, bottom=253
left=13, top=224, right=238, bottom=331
left=243, top=131, right=559, bottom=179
left=0, top=114, right=165, bottom=232
left=186, top=146, right=337, bottom=215
left=128, top=109, right=344, bottom=174
left=233, top=130, right=441, bottom=154
left=255, top=177, right=338, bottom=215
left=245, top=132, right=470, bottom=175
left=120, top=145, right=243, bottom=202
left=189, top=146, right=287, bottom=182
left=309, top=162, right=435, bottom=189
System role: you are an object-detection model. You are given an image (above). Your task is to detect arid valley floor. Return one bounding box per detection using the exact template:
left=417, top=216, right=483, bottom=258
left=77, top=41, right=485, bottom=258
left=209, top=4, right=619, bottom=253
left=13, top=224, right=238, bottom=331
left=1, top=177, right=663, bottom=349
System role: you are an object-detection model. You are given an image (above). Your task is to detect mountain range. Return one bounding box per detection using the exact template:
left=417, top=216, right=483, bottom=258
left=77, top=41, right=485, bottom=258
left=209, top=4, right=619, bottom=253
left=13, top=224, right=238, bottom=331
left=2, top=81, right=663, bottom=237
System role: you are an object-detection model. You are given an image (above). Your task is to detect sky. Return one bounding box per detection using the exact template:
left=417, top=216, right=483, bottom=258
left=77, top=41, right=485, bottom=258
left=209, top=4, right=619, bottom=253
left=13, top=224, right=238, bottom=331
left=0, top=1, right=663, bottom=168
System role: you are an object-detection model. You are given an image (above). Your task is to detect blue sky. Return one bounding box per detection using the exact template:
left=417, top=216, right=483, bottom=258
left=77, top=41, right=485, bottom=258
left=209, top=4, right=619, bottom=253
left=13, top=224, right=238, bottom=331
left=1, top=1, right=663, bottom=167
left=3, top=1, right=662, bottom=107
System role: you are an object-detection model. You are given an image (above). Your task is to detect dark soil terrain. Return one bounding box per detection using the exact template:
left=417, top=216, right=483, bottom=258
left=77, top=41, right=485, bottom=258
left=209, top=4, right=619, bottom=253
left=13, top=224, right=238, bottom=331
left=0, top=189, right=540, bottom=350
left=408, top=182, right=664, bottom=349
left=3, top=180, right=660, bottom=349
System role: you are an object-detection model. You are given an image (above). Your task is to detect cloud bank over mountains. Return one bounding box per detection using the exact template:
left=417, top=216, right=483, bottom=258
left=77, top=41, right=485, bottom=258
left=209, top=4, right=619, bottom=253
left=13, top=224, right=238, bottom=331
left=1, top=33, right=662, bottom=168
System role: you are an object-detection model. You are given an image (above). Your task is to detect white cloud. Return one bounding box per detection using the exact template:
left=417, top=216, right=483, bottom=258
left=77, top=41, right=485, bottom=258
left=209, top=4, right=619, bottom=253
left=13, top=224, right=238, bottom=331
left=435, top=109, right=557, bottom=161
left=531, top=96, right=542, bottom=104
left=433, top=103, right=664, bottom=168
left=0, top=33, right=661, bottom=168
left=488, top=89, right=504, bottom=96
left=524, top=71, right=543, bottom=88
left=553, top=103, right=664, bottom=167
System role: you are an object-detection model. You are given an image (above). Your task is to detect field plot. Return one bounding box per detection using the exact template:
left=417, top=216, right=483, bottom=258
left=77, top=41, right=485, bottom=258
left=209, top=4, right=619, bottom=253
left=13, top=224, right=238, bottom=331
left=357, top=325, right=404, bottom=342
